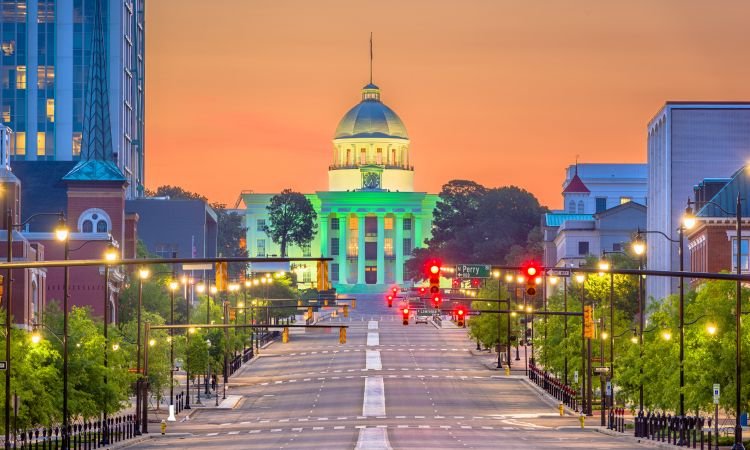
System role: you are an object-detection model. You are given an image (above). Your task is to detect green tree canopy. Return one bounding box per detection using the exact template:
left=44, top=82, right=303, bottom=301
left=265, top=189, right=317, bottom=257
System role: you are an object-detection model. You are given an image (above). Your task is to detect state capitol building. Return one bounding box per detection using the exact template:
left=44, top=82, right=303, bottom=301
left=241, top=81, right=437, bottom=293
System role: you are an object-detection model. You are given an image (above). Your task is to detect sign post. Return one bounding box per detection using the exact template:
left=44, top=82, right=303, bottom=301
left=713, top=384, right=720, bottom=447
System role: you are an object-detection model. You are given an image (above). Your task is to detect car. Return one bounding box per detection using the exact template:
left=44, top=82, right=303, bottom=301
left=415, top=314, right=430, bottom=324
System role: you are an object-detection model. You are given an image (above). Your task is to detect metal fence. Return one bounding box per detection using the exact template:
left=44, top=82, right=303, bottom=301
left=9, top=414, right=137, bottom=449
left=527, top=364, right=578, bottom=411
left=632, top=411, right=714, bottom=449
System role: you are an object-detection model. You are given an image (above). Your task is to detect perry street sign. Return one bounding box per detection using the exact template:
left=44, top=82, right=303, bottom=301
left=455, top=264, right=491, bottom=279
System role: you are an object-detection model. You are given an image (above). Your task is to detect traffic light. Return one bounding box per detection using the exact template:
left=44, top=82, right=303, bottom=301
left=583, top=305, right=594, bottom=339
left=418, top=286, right=427, bottom=296
left=229, top=309, right=236, bottom=322
left=343, top=305, right=349, bottom=317
left=426, top=259, right=441, bottom=296
left=387, top=295, right=394, bottom=308
left=402, top=307, right=410, bottom=325
left=215, top=262, right=228, bottom=291
left=339, top=327, right=347, bottom=344
left=456, top=306, right=466, bottom=327
left=391, top=286, right=399, bottom=296
left=432, top=295, right=441, bottom=308
left=317, top=261, right=330, bottom=291
left=522, top=261, right=542, bottom=296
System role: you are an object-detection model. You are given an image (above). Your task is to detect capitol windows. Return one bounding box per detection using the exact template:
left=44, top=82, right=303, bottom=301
left=256, top=239, right=266, bottom=257
left=359, top=149, right=366, bottom=165
left=331, top=263, right=340, bottom=282
left=384, top=217, right=393, bottom=230
left=384, top=238, right=394, bottom=256
left=331, top=218, right=339, bottom=230
left=331, top=238, right=340, bottom=256
left=567, top=201, right=575, bottom=213
left=403, top=218, right=412, bottom=231
left=348, top=216, right=358, bottom=230
left=346, top=149, right=351, bottom=165
left=376, top=148, right=383, bottom=165
left=256, top=218, right=266, bottom=231
left=301, top=243, right=311, bottom=257
left=391, top=149, right=396, bottom=165
left=403, top=238, right=412, bottom=255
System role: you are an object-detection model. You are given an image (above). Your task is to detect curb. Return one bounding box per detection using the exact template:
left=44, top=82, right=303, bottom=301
left=592, top=427, right=675, bottom=449
left=106, top=432, right=193, bottom=449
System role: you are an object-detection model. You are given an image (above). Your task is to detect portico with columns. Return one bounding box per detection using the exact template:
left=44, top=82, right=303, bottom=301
left=241, top=80, right=437, bottom=293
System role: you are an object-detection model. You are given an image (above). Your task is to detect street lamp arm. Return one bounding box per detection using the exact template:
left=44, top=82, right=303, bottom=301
left=614, top=327, right=635, bottom=338
left=688, top=199, right=735, bottom=216
left=636, top=228, right=679, bottom=244
left=684, top=314, right=710, bottom=327
left=13, top=211, right=65, bottom=229
left=68, top=234, right=115, bottom=253
left=31, top=322, right=64, bottom=344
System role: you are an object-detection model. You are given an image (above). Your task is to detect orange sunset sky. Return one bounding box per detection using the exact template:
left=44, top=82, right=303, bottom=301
left=145, top=0, right=750, bottom=210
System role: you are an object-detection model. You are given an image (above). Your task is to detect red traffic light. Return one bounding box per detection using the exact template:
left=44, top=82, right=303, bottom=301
left=419, top=287, right=426, bottom=294
left=457, top=308, right=465, bottom=316
left=402, top=308, right=409, bottom=314
left=387, top=295, right=393, bottom=301
left=392, top=286, right=399, bottom=294
left=430, top=265, right=440, bottom=274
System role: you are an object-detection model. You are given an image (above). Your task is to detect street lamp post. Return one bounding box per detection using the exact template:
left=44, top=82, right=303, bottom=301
left=631, top=237, right=646, bottom=413
left=3, top=210, right=67, bottom=449
left=684, top=194, right=744, bottom=450
left=134, top=268, right=149, bottom=435
left=184, top=276, right=191, bottom=410
left=168, top=278, right=178, bottom=420
left=101, top=241, right=118, bottom=446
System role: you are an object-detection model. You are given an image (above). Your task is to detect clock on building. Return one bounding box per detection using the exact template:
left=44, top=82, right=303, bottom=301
left=362, top=171, right=381, bottom=190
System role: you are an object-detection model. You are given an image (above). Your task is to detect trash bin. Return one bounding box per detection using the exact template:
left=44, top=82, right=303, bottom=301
left=741, top=413, right=748, bottom=427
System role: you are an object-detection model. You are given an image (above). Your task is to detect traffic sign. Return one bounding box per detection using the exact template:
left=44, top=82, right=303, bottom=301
left=713, top=384, right=720, bottom=404
left=455, top=264, right=491, bottom=279
left=0, top=361, right=6, bottom=370
left=547, top=268, right=571, bottom=277
left=593, top=366, right=610, bottom=375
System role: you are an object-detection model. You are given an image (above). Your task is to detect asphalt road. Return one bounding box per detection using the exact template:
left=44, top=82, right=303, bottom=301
left=129, top=294, right=650, bottom=449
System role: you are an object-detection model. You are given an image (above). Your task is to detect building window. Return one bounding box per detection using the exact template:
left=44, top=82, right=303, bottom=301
left=72, top=133, right=82, bottom=157
left=732, top=238, right=749, bottom=272
left=384, top=237, right=394, bottom=256
left=15, top=66, right=26, bottom=89
left=46, top=99, right=55, bottom=122
left=78, top=209, right=111, bottom=233
left=376, top=148, right=382, bottom=165
left=303, top=270, right=312, bottom=283
left=14, top=132, right=25, bottom=156
left=1, top=105, right=9, bottom=123
left=256, top=239, right=266, bottom=257
left=403, top=238, right=412, bottom=255
left=360, top=149, right=366, bottom=164
left=37, top=132, right=46, bottom=156
left=331, top=263, right=340, bottom=282
left=620, top=197, right=632, bottom=205
left=384, top=217, right=393, bottom=230
left=595, top=197, right=607, bottom=213
left=301, top=243, right=311, bottom=257
left=568, top=200, right=575, bottom=213
left=578, top=241, right=589, bottom=256
left=155, top=244, right=177, bottom=259
left=403, top=218, right=412, bottom=231
left=349, top=216, right=359, bottom=229
left=331, top=218, right=339, bottom=230
left=577, top=201, right=585, bottom=214
left=331, top=238, right=340, bottom=256
left=348, top=236, right=358, bottom=256
left=256, top=219, right=266, bottom=231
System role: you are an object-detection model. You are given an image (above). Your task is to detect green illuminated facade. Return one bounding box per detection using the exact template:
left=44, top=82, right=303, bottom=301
left=241, top=82, right=437, bottom=293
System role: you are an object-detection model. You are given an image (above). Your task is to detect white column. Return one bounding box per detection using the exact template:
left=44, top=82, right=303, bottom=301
left=26, top=0, right=39, bottom=160
left=395, top=214, right=404, bottom=284
left=338, top=215, right=348, bottom=284
left=319, top=215, right=329, bottom=257
left=357, top=215, right=366, bottom=284
left=55, top=0, right=74, bottom=160
left=414, top=215, right=423, bottom=249
left=376, top=214, right=385, bottom=285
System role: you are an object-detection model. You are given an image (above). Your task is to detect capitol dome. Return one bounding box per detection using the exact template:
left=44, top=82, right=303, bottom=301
left=334, top=84, right=409, bottom=140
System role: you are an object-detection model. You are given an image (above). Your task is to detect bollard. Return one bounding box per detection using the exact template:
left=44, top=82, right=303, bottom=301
left=559, top=402, right=564, bottom=417
left=282, top=327, right=289, bottom=343
left=505, top=366, right=510, bottom=376
left=160, top=420, right=166, bottom=435
left=579, top=413, right=585, bottom=429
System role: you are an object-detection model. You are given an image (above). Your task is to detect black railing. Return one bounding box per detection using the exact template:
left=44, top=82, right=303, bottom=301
left=608, top=407, right=626, bottom=432
left=8, top=414, right=137, bottom=449
left=634, top=411, right=712, bottom=448
left=527, top=364, right=578, bottom=411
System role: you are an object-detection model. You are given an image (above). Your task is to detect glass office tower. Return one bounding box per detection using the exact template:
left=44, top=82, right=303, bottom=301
left=0, top=0, right=145, bottom=197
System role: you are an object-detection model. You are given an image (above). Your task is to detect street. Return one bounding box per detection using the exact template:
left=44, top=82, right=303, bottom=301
left=129, top=294, right=649, bottom=449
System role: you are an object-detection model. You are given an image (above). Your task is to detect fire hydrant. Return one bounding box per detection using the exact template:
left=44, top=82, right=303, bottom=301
left=505, top=366, right=510, bottom=376
left=579, top=413, right=585, bottom=428
left=161, top=419, right=166, bottom=435
left=559, top=402, right=564, bottom=416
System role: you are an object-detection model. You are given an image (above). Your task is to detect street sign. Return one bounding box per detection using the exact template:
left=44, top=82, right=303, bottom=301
left=454, top=264, right=491, bottom=279
left=606, top=381, right=612, bottom=396
left=182, top=263, right=212, bottom=271
left=547, top=268, right=571, bottom=277
left=713, top=384, right=720, bottom=404
left=0, top=361, right=6, bottom=370
left=593, top=366, right=610, bottom=375
left=574, top=371, right=578, bottom=384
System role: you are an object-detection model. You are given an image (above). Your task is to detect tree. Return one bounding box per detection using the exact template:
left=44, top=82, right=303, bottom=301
left=212, top=203, right=248, bottom=278
left=145, top=185, right=206, bottom=201
left=265, top=189, right=317, bottom=257
left=406, top=182, right=546, bottom=281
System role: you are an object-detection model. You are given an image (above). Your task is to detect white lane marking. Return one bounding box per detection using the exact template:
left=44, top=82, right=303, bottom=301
left=368, top=321, right=379, bottom=330
left=367, top=332, right=380, bottom=346
left=363, top=376, right=386, bottom=417
left=355, top=427, right=393, bottom=450
left=366, top=350, right=382, bottom=370
left=227, top=431, right=240, bottom=435
left=206, top=433, right=218, bottom=436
